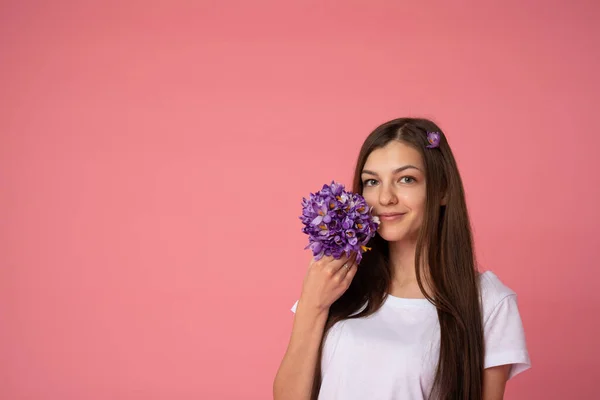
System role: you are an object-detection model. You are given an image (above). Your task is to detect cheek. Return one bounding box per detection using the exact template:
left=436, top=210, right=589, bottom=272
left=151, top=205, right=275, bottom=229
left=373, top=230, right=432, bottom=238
left=401, top=188, right=426, bottom=209
left=362, top=191, right=378, bottom=208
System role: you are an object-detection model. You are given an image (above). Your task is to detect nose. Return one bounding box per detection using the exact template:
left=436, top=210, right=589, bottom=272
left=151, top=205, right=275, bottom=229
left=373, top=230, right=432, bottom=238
left=378, top=183, right=398, bottom=206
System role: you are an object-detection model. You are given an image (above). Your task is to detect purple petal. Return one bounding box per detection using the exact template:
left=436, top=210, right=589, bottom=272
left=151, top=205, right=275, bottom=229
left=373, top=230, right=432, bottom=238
left=426, top=132, right=441, bottom=148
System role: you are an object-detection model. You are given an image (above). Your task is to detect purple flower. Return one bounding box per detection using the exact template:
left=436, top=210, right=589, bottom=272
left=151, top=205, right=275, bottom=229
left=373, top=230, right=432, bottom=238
left=300, top=181, right=380, bottom=263
left=426, top=131, right=441, bottom=149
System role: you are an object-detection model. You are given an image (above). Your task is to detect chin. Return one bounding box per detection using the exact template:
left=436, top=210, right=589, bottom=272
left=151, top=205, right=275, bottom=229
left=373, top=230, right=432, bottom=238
left=377, top=228, right=409, bottom=243
left=377, top=224, right=420, bottom=243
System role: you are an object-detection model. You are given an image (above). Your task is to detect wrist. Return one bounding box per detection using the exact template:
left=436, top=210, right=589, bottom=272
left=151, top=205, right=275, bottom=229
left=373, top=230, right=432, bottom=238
left=296, top=298, right=329, bottom=320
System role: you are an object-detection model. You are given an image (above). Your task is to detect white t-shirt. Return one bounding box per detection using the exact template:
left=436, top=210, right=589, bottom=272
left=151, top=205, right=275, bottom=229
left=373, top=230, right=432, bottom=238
left=290, top=271, right=531, bottom=400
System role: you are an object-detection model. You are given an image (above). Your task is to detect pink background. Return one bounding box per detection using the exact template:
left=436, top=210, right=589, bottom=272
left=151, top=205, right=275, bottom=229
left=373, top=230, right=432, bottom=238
left=2, top=1, right=599, bottom=399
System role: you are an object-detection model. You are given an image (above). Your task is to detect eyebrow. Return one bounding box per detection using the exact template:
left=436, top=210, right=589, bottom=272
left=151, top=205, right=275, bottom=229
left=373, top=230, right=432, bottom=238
left=361, top=165, right=422, bottom=176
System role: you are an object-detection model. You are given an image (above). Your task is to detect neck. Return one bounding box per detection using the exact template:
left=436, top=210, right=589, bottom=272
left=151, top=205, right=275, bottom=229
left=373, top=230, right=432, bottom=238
left=388, top=238, right=432, bottom=297
left=388, top=239, right=418, bottom=284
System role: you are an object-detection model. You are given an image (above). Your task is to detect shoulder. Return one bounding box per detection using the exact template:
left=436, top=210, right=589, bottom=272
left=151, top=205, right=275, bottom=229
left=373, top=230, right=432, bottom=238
left=477, top=270, right=532, bottom=378
left=478, top=270, right=517, bottom=322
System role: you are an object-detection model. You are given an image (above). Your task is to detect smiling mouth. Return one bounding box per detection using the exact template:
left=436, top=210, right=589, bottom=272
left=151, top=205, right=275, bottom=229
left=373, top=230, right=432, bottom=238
left=379, top=213, right=406, bottom=221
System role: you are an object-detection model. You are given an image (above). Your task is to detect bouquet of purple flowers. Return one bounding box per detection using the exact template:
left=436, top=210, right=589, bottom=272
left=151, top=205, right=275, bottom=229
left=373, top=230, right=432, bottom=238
left=300, top=181, right=380, bottom=263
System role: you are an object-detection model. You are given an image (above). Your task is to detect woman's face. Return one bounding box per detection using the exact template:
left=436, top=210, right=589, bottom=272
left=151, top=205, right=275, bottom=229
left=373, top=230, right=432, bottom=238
left=361, top=140, right=427, bottom=243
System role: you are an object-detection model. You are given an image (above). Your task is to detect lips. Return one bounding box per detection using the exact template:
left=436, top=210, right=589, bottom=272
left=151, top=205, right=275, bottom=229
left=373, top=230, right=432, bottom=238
left=378, top=213, right=406, bottom=221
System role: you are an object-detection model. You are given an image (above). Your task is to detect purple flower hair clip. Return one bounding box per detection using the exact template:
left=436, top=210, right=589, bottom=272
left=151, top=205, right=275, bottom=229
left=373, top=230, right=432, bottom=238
left=426, top=131, right=441, bottom=149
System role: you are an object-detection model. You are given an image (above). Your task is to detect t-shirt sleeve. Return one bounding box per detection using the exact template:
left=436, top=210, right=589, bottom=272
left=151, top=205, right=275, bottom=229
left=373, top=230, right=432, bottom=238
left=291, top=300, right=299, bottom=313
left=483, top=293, right=531, bottom=379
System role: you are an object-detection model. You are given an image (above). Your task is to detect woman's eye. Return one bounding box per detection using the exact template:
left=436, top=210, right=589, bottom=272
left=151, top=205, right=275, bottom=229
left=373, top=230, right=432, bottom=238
left=363, top=179, right=378, bottom=186
left=400, top=176, right=416, bottom=184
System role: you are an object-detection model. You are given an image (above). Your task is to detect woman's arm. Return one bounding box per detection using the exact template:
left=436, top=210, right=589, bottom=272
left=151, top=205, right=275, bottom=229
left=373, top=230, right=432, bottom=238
left=274, top=253, right=359, bottom=400
left=273, top=301, right=328, bottom=400
left=482, top=364, right=510, bottom=400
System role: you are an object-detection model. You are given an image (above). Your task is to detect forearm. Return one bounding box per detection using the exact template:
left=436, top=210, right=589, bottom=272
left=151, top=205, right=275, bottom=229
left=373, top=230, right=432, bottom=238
left=273, top=302, right=329, bottom=400
left=482, top=365, right=509, bottom=400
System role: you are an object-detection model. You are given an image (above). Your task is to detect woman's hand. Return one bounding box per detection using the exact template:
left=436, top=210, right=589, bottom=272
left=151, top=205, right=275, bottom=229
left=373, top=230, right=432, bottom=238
left=298, top=252, right=359, bottom=314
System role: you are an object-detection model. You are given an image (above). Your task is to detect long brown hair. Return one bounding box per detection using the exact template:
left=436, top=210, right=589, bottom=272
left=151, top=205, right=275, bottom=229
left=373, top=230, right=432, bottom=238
left=310, top=118, right=484, bottom=400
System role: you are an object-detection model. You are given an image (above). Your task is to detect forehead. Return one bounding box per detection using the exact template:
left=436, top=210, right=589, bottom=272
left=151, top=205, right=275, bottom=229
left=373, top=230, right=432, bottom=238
left=362, top=141, right=424, bottom=172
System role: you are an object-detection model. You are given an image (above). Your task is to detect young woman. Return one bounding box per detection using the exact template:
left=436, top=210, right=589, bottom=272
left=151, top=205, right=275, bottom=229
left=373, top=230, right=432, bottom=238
left=273, top=117, right=531, bottom=400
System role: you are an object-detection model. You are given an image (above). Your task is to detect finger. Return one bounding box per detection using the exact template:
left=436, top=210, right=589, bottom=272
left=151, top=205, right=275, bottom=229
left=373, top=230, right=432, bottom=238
left=323, top=254, right=352, bottom=275
left=334, top=257, right=356, bottom=281
left=336, top=252, right=357, bottom=273
left=309, top=254, right=334, bottom=268
left=342, top=262, right=358, bottom=285
left=348, top=251, right=358, bottom=264
left=338, top=253, right=357, bottom=276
